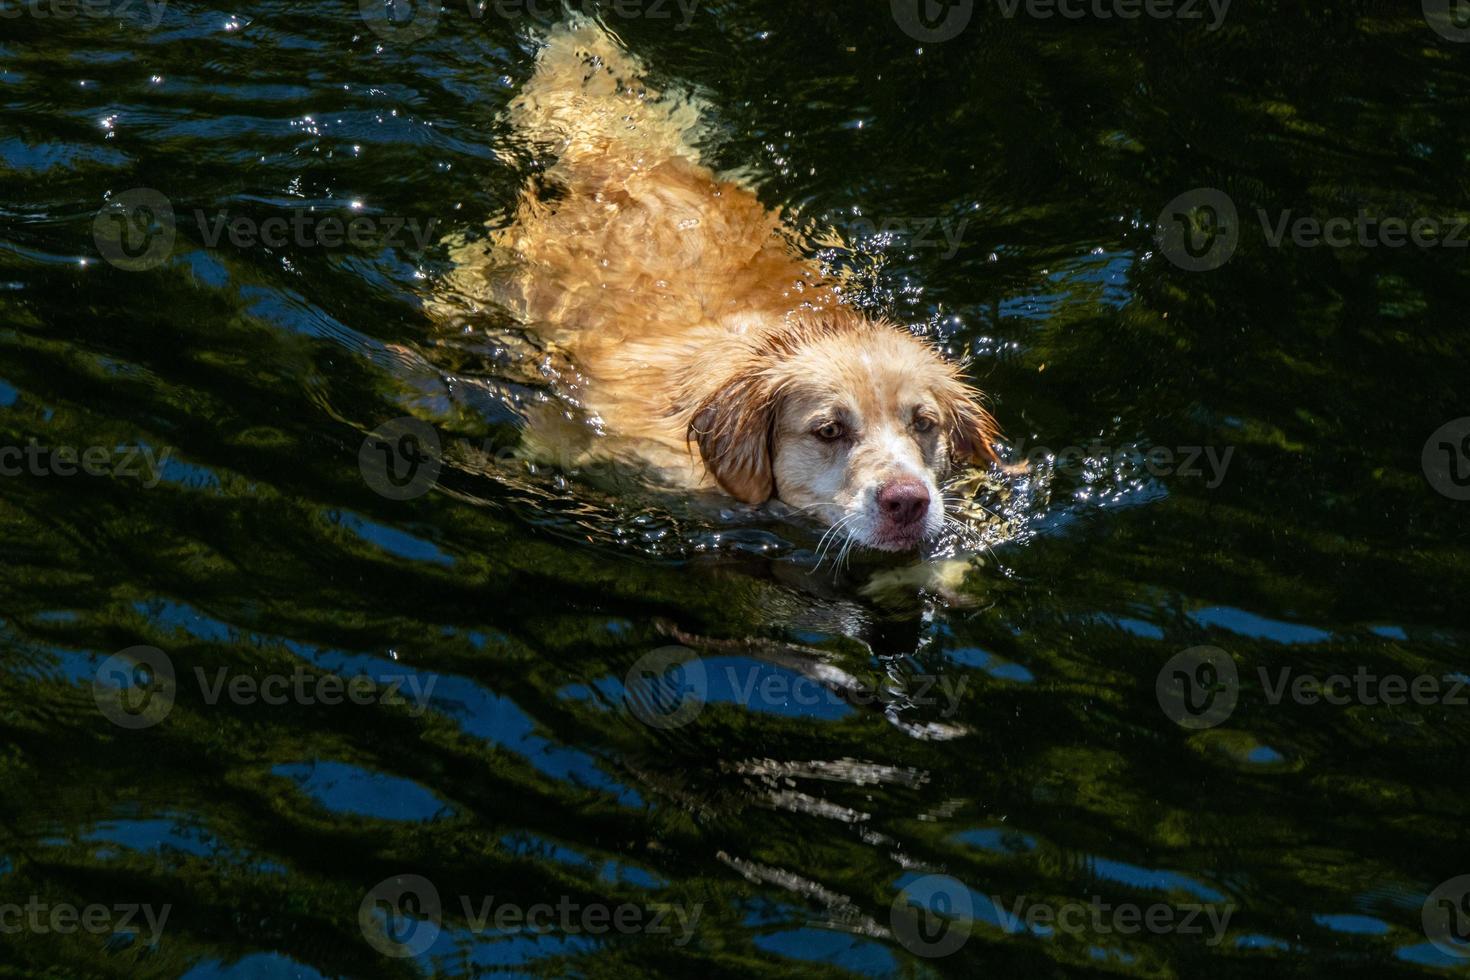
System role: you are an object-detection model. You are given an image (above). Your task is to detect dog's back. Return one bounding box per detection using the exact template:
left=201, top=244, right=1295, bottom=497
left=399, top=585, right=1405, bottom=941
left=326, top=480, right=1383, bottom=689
left=438, top=20, right=851, bottom=477
left=447, top=20, right=840, bottom=352
left=507, top=20, right=706, bottom=172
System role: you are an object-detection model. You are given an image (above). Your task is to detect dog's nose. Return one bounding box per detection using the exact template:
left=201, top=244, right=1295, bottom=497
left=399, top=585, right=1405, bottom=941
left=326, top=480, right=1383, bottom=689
left=877, top=479, right=930, bottom=526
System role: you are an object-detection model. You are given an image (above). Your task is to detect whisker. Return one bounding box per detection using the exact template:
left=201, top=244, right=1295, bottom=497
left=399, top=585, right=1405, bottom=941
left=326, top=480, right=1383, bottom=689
left=813, top=513, right=858, bottom=570
left=834, top=522, right=860, bottom=576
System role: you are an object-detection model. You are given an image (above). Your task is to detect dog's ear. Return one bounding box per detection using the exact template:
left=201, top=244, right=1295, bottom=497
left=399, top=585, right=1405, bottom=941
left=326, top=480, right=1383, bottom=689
left=945, top=389, right=1002, bottom=469
left=688, top=372, right=776, bottom=504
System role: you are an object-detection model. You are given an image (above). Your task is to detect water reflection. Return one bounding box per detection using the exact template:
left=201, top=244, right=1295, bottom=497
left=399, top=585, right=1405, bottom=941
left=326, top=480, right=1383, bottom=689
left=2, top=2, right=1469, bottom=978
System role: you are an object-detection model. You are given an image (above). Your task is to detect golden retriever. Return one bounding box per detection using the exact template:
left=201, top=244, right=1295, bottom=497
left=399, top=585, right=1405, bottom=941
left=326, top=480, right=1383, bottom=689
left=443, top=20, right=1002, bottom=553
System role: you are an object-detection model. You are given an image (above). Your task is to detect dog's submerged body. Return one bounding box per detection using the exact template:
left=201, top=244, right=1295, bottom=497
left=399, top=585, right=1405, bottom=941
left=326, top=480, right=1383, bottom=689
left=445, top=22, right=1000, bottom=551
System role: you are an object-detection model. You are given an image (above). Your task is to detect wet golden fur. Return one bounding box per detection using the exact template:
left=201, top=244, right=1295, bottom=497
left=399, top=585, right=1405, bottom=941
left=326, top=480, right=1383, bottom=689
left=444, top=21, right=1001, bottom=548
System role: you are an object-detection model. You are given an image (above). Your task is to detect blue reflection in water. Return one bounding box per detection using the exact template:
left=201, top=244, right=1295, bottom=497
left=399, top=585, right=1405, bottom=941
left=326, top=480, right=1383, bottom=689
left=1312, top=913, right=1390, bottom=936
left=500, top=832, right=664, bottom=889
left=135, top=598, right=236, bottom=643
left=1395, top=942, right=1470, bottom=968
left=1089, top=858, right=1226, bottom=904
left=272, top=760, right=452, bottom=822
left=954, top=827, right=1039, bottom=855
left=182, top=952, right=328, bottom=980
left=947, top=646, right=1036, bottom=683
left=754, top=928, right=898, bottom=977
left=330, top=511, right=454, bottom=566
left=1189, top=606, right=1331, bottom=645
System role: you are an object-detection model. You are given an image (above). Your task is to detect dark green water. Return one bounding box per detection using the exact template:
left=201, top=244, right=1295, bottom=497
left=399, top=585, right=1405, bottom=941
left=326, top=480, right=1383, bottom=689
left=3, top=1, right=1469, bottom=977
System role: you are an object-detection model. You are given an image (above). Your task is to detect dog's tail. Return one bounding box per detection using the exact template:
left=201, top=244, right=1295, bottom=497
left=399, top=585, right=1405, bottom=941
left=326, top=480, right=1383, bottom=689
left=509, top=16, right=709, bottom=168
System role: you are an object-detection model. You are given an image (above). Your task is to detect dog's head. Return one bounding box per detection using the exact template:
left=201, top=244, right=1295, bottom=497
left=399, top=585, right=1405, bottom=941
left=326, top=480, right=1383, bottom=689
left=688, top=316, right=1000, bottom=552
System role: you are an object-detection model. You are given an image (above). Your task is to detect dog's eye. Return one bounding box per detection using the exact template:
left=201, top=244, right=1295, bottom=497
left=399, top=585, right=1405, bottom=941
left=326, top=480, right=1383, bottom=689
left=813, top=422, right=845, bottom=441
left=912, top=415, right=937, bottom=434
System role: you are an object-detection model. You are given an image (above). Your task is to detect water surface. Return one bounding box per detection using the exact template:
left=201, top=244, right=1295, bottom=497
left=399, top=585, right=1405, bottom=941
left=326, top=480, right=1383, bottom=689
left=1, top=1, right=1468, bottom=977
